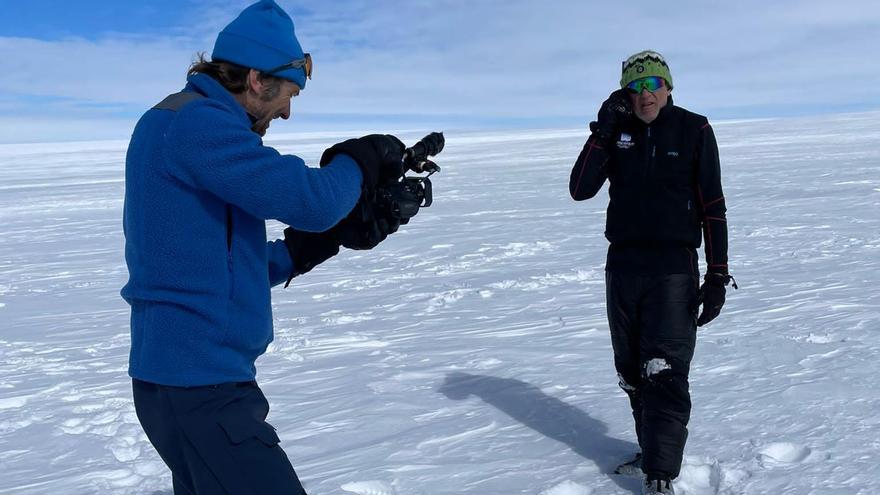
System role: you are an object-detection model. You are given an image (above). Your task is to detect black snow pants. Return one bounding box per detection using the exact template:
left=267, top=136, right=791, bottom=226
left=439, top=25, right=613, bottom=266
left=605, top=271, right=699, bottom=479
left=132, top=379, right=307, bottom=495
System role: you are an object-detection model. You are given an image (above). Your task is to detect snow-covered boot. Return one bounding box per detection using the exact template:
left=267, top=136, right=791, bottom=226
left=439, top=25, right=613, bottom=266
left=642, top=476, right=674, bottom=495
left=613, top=452, right=643, bottom=477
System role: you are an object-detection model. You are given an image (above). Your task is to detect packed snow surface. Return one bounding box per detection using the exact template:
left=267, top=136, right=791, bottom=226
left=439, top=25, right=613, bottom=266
left=1, top=111, right=879, bottom=494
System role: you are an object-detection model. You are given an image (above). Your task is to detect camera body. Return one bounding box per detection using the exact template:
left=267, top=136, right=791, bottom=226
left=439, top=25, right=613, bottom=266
left=330, top=132, right=444, bottom=250
left=380, top=176, right=433, bottom=221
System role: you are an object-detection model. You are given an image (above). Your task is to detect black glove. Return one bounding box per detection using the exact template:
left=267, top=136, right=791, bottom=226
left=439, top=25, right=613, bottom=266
left=328, top=196, right=401, bottom=250
left=696, top=272, right=737, bottom=326
left=589, top=89, right=632, bottom=146
left=282, top=227, right=341, bottom=287
left=320, top=134, right=406, bottom=189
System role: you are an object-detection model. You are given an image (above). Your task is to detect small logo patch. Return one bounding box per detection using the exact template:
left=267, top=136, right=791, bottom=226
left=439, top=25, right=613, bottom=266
left=616, top=133, right=635, bottom=149
left=667, top=151, right=679, bottom=157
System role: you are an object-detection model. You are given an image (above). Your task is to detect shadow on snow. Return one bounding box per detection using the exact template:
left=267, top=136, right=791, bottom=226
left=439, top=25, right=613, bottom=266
left=439, top=372, right=641, bottom=494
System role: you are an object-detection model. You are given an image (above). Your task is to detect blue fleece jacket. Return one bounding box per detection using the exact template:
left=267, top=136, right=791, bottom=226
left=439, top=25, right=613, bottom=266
left=122, top=73, right=362, bottom=386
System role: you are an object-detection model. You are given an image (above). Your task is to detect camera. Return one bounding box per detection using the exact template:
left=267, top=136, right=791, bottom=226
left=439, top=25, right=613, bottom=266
left=330, top=132, right=445, bottom=250
left=379, top=131, right=443, bottom=221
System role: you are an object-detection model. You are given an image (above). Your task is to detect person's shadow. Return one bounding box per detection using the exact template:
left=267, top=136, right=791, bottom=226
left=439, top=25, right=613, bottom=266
left=439, top=372, right=642, bottom=494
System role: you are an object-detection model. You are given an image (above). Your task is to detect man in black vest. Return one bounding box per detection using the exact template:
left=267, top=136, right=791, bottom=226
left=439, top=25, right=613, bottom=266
left=569, top=50, right=735, bottom=495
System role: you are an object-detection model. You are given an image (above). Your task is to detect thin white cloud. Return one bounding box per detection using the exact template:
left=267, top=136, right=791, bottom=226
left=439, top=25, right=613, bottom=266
left=0, top=36, right=196, bottom=104
left=0, top=0, right=877, bottom=143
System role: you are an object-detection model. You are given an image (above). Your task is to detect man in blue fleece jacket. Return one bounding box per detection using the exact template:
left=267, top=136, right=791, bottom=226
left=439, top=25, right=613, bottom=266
left=121, top=1, right=404, bottom=493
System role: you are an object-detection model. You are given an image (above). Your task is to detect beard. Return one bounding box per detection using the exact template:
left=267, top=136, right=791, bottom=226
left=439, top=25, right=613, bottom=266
left=248, top=111, right=272, bottom=137
left=251, top=83, right=284, bottom=136
left=251, top=116, right=271, bottom=136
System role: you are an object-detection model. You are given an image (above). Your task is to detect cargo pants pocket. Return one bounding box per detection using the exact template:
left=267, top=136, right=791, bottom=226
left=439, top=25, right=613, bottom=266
left=218, top=414, right=281, bottom=447
left=214, top=404, right=305, bottom=494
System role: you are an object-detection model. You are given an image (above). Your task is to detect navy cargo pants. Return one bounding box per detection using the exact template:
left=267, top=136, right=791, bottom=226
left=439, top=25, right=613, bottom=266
left=605, top=271, right=699, bottom=479
left=132, top=379, right=307, bottom=495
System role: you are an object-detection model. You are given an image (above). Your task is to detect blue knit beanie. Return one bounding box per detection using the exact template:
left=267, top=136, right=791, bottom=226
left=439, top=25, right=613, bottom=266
left=212, top=0, right=308, bottom=89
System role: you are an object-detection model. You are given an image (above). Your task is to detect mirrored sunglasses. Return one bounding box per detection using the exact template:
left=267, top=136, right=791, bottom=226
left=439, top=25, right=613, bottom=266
left=626, top=76, right=665, bottom=94
left=265, top=53, right=312, bottom=80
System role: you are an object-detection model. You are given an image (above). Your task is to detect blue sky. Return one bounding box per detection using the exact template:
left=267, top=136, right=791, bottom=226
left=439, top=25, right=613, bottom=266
left=0, top=0, right=877, bottom=143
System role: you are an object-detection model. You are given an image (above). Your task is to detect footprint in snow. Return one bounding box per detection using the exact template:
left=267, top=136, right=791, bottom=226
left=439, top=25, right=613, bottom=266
left=757, top=442, right=817, bottom=467
left=677, top=456, right=749, bottom=495
left=341, top=480, right=396, bottom=495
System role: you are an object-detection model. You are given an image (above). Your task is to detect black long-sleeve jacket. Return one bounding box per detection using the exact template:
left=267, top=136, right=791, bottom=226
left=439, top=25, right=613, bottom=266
left=569, top=98, right=728, bottom=274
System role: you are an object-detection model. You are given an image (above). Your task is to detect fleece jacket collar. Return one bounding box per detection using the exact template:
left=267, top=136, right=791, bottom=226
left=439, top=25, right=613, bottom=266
left=185, top=73, right=251, bottom=127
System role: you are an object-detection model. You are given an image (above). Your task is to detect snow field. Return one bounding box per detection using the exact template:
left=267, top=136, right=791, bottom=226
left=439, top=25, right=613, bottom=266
left=1, top=112, right=879, bottom=494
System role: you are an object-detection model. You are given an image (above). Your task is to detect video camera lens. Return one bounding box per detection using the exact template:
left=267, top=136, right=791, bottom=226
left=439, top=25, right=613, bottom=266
left=404, top=132, right=445, bottom=172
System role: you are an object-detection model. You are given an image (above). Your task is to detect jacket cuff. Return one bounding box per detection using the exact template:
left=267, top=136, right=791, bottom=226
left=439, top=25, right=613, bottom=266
left=705, top=272, right=737, bottom=289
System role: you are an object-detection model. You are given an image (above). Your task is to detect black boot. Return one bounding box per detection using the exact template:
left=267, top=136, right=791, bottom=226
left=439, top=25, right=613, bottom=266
left=614, top=451, right=643, bottom=477
left=642, top=476, right=675, bottom=495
